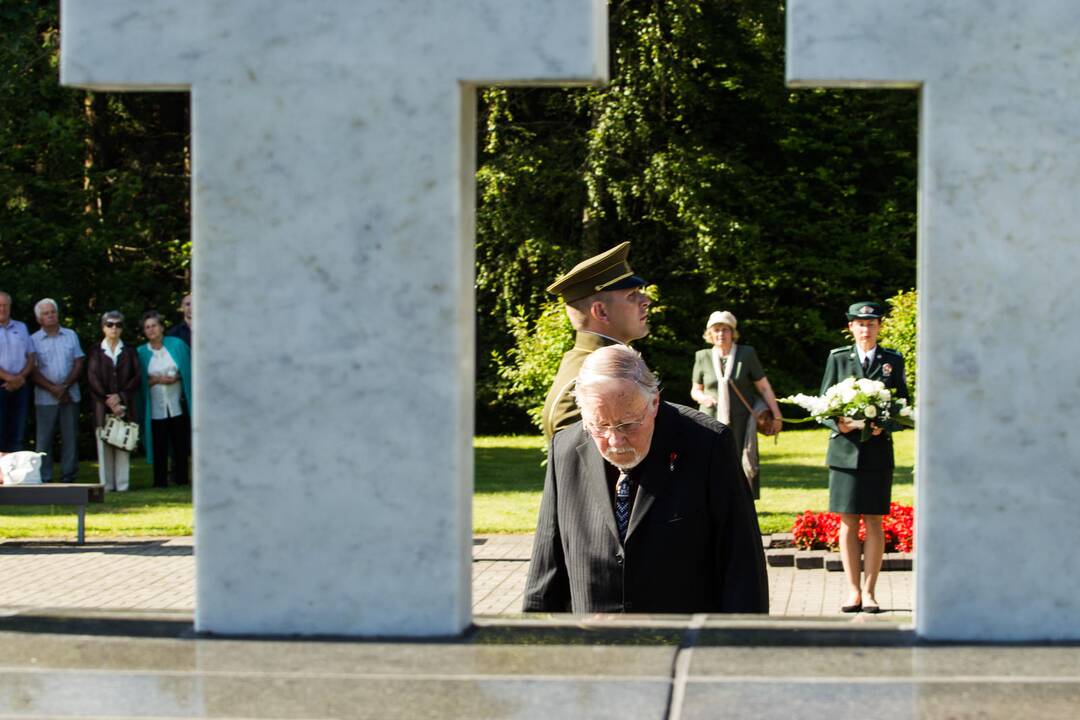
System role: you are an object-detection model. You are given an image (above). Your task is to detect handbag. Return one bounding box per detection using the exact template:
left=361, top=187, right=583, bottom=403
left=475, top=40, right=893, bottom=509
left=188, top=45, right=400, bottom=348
left=728, top=379, right=779, bottom=437
left=0, top=451, right=46, bottom=485
left=99, top=414, right=140, bottom=452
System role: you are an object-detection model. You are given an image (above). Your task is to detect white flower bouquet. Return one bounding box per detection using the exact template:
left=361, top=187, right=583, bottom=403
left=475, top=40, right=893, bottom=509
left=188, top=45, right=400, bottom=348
left=781, top=377, right=914, bottom=441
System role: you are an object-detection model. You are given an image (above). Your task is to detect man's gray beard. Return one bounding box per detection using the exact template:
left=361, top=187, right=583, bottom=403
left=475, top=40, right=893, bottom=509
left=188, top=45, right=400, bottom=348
left=604, top=447, right=642, bottom=471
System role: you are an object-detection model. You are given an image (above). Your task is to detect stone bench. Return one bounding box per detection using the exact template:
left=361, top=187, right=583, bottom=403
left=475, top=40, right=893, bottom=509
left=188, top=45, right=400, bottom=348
left=0, top=484, right=106, bottom=545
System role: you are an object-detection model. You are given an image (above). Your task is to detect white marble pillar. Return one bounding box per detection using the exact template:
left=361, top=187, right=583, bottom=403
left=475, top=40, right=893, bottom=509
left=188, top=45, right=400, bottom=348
left=788, top=0, right=1080, bottom=640
left=61, top=0, right=607, bottom=636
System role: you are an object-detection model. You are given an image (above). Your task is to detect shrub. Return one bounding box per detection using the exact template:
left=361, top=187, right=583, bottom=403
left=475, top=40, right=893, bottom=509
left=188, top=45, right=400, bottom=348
left=491, top=298, right=575, bottom=431
left=791, top=503, right=914, bottom=553
left=878, top=288, right=917, bottom=400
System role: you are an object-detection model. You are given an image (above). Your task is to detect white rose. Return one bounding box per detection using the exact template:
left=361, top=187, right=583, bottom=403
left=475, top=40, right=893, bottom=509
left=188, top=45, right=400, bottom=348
left=864, top=404, right=878, bottom=419
left=899, top=405, right=912, bottom=417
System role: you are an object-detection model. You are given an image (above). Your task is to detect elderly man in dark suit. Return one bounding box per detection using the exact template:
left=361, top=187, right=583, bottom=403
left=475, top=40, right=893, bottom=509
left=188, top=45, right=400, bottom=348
left=524, top=345, right=769, bottom=614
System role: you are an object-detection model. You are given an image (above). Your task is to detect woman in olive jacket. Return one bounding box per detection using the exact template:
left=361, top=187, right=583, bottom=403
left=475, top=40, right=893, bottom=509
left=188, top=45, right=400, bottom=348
left=85, top=310, right=141, bottom=491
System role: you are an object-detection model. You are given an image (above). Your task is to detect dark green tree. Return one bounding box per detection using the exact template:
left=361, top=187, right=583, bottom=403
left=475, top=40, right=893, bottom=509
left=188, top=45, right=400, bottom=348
left=479, top=0, right=918, bottom=430
left=1, top=1, right=190, bottom=342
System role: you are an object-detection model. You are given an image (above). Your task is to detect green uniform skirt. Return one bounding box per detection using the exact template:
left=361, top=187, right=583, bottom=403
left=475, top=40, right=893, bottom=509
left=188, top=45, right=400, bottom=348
left=828, top=468, right=892, bottom=515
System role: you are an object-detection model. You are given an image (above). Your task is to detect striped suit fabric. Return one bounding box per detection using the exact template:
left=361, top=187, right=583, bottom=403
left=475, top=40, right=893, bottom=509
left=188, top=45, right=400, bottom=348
left=524, top=401, right=769, bottom=614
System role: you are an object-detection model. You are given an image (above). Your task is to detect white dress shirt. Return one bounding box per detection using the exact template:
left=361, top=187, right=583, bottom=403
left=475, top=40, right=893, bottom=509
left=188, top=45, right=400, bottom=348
left=857, top=345, right=877, bottom=371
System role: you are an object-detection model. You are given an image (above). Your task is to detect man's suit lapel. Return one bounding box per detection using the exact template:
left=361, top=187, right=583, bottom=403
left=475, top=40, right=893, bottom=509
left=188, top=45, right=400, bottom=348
left=626, top=403, right=675, bottom=542
left=575, top=433, right=621, bottom=546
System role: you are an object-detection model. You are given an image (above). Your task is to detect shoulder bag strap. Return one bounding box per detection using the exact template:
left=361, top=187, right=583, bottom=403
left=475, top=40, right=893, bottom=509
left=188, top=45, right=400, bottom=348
left=727, top=377, right=756, bottom=415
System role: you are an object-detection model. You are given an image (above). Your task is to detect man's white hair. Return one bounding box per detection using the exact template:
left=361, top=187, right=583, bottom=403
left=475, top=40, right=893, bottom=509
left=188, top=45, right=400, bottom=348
left=34, top=298, right=59, bottom=320
left=575, top=345, right=660, bottom=405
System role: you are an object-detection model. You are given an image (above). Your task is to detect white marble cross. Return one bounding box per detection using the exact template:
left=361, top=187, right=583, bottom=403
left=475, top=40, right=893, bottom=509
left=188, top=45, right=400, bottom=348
left=61, top=0, right=607, bottom=636
left=789, top=1, right=1080, bottom=641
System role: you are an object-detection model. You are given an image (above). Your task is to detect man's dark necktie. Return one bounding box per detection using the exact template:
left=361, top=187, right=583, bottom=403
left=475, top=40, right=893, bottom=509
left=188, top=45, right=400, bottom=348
left=862, top=354, right=870, bottom=374
left=615, top=471, right=631, bottom=543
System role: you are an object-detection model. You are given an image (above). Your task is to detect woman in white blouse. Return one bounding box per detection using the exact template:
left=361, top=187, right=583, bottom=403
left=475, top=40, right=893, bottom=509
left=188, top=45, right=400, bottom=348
left=137, top=311, right=193, bottom=489
left=690, top=310, right=783, bottom=499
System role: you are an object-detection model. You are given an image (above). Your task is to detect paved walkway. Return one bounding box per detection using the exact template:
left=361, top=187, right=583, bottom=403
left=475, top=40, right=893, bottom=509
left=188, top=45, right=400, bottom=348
left=0, top=535, right=912, bottom=618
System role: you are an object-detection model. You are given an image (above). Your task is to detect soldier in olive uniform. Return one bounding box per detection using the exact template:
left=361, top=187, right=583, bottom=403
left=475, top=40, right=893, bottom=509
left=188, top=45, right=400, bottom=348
left=819, top=301, right=909, bottom=614
left=540, top=242, right=650, bottom=440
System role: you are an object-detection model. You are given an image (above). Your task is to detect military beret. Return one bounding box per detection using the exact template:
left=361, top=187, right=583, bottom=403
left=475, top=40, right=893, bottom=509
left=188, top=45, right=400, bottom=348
left=846, top=301, right=886, bottom=320
left=546, top=242, right=646, bottom=303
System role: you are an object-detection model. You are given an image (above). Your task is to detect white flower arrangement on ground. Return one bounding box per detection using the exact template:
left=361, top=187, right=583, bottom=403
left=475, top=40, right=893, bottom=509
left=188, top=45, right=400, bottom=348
left=781, top=377, right=914, bottom=441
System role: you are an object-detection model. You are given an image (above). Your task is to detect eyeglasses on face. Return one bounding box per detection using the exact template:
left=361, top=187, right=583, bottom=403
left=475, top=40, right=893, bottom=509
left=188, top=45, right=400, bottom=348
left=104, top=321, right=123, bottom=328
left=583, top=413, right=648, bottom=439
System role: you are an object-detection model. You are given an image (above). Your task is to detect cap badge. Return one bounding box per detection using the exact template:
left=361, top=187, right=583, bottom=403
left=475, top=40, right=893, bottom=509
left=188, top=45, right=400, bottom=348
left=859, top=306, right=874, bottom=315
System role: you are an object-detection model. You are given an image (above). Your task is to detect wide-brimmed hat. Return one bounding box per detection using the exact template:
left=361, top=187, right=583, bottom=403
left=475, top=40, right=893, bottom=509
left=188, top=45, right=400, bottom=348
left=546, top=242, right=646, bottom=303
left=705, top=310, right=737, bottom=330
left=846, top=301, right=885, bottom=320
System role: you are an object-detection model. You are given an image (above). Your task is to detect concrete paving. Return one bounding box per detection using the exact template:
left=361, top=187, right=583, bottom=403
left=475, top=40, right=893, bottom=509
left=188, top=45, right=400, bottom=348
left=0, top=535, right=912, bottom=619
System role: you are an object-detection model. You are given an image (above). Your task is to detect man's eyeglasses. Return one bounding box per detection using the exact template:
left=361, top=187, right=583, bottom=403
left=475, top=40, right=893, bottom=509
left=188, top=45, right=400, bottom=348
left=583, top=413, right=647, bottom=439
left=104, top=321, right=123, bottom=329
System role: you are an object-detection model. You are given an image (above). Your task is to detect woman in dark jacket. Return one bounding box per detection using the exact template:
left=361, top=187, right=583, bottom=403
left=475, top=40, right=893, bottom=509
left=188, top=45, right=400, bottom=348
left=85, top=311, right=141, bottom=491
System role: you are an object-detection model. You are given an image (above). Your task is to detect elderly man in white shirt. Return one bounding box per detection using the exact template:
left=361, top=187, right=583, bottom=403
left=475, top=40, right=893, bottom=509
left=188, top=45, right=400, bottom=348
left=30, top=298, right=86, bottom=483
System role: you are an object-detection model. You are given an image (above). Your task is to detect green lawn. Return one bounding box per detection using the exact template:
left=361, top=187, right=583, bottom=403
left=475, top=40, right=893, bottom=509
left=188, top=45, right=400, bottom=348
left=1, top=429, right=914, bottom=538
left=0, top=462, right=191, bottom=538
left=474, top=428, right=914, bottom=534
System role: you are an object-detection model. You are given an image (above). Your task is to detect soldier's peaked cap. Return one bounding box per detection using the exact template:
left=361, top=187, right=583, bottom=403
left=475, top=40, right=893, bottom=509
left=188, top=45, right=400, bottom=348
left=846, top=301, right=886, bottom=320
left=546, top=242, right=646, bottom=303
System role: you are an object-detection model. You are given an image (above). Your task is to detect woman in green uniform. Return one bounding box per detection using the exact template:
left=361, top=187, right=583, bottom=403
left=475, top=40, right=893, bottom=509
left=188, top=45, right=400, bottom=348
left=819, top=301, right=909, bottom=614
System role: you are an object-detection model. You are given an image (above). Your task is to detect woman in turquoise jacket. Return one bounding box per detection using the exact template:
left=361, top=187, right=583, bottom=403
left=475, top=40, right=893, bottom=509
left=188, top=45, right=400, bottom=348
left=137, top=311, right=193, bottom=488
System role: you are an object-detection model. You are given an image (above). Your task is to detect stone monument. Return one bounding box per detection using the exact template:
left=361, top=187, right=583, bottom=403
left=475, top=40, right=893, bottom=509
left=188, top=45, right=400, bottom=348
left=61, top=0, right=607, bottom=636
left=788, top=1, right=1080, bottom=640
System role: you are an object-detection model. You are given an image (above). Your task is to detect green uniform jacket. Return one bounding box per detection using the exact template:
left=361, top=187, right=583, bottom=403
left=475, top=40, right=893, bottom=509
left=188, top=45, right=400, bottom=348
left=819, top=345, right=909, bottom=471
left=541, top=332, right=617, bottom=440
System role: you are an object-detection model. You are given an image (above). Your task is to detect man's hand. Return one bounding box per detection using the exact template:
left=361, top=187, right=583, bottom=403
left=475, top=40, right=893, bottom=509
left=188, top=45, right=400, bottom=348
left=4, top=376, right=25, bottom=391
left=870, top=425, right=884, bottom=436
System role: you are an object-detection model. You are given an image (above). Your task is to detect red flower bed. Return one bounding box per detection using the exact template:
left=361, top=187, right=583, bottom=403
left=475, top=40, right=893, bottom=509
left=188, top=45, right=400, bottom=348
left=791, top=503, right=914, bottom=553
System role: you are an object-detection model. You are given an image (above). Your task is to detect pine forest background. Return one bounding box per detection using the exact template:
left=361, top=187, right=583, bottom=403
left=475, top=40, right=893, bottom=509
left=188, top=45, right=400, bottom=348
left=2, top=1, right=917, bottom=435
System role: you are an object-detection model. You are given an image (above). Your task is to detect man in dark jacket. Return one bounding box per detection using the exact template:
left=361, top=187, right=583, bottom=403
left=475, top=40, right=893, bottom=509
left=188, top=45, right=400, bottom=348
left=524, top=345, right=769, bottom=614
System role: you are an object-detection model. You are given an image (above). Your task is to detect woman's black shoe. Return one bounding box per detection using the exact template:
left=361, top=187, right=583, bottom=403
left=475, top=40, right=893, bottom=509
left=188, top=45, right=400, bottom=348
left=841, top=603, right=862, bottom=613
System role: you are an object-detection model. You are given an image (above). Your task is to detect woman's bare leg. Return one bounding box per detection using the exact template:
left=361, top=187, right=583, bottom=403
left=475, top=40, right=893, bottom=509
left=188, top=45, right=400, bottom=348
left=862, top=514, right=885, bottom=606
left=839, top=513, right=863, bottom=607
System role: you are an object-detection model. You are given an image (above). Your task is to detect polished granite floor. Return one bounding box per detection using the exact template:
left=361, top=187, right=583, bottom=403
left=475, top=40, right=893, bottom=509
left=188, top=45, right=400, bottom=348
left=1, top=613, right=1077, bottom=719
